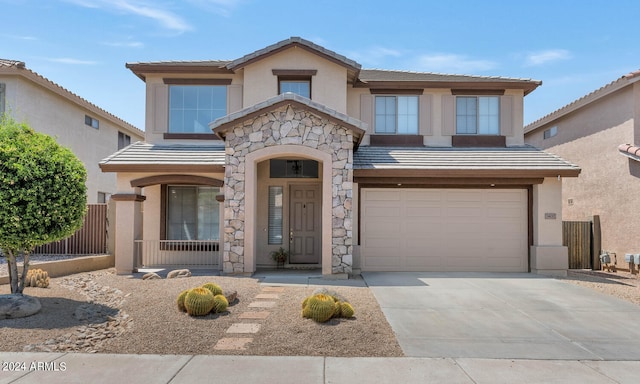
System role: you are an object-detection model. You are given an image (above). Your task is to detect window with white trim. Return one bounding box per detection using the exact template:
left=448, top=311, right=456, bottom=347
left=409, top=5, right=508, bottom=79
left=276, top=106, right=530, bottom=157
left=456, top=96, right=499, bottom=134
left=375, top=95, right=418, bottom=134
left=279, top=79, right=310, bottom=98
left=169, top=85, right=227, bottom=133
left=167, top=186, right=219, bottom=240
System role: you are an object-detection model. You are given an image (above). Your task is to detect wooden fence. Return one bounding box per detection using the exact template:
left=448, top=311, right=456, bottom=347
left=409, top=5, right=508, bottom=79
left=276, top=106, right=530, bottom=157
left=562, top=216, right=601, bottom=270
left=32, top=204, right=108, bottom=255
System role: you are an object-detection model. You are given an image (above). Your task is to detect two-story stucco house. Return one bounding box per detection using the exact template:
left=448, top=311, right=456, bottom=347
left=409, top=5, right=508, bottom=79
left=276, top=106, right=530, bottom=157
left=0, top=59, right=144, bottom=203
left=525, top=70, right=640, bottom=269
left=100, top=37, right=580, bottom=277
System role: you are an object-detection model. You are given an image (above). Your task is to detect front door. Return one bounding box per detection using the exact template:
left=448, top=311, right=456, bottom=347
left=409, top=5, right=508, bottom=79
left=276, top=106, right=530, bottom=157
left=289, top=183, right=321, bottom=264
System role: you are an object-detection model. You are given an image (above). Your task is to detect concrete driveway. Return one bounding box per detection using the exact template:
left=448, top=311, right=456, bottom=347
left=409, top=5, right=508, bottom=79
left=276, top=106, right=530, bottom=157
left=362, top=272, right=640, bottom=360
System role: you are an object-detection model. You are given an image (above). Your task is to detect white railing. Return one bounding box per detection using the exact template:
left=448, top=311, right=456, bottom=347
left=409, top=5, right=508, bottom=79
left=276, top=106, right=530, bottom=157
left=134, top=240, right=220, bottom=268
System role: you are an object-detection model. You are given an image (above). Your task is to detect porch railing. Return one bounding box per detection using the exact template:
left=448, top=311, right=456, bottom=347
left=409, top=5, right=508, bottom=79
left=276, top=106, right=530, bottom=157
left=134, top=240, right=220, bottom=268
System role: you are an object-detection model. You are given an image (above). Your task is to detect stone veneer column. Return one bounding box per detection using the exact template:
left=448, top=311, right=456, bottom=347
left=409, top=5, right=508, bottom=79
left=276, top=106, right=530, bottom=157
left=222, top=104, right=354, bottom=274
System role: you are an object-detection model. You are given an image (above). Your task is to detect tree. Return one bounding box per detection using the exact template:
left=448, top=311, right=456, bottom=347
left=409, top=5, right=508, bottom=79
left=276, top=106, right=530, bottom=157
left=0, top=115, right=87, bottom=293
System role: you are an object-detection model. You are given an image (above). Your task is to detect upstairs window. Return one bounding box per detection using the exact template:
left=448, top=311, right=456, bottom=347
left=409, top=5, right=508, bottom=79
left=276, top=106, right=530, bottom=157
left=456, top=96, right=499, bottom=135
left=118, top=131, right=131, bottom=150
left=85, top=115, right=99, bottom=129
left=543, top=126, right=558, bottom=139
left=279, top=80, right=310, bottom=98
left=375, top=96, right=418, bottom=134
left=0, top=83, right=5, bottom=115
left=169, top=85, right=227, bottom=133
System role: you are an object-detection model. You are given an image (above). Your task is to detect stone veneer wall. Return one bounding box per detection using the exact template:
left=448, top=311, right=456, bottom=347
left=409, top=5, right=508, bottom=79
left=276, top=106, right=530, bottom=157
left=223, top=104, right=354, bottom=274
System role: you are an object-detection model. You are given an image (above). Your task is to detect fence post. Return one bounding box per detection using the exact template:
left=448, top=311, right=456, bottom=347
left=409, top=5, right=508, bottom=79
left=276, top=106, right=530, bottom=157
left=591, top=215, right=602, bottom=271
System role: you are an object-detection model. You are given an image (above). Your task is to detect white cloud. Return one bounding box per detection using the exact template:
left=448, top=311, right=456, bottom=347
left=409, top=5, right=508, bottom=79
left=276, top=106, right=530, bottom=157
left=64, top=0, right=192, bottom=32
left=185, top=0, right=243, bottom=17
left=525, top=49, right=571, bottom=66
left=1, top=33, right=37, bottom=40
left=44, top=57, right=99, bottom=65
left=414, top=53, right=497, bottom=74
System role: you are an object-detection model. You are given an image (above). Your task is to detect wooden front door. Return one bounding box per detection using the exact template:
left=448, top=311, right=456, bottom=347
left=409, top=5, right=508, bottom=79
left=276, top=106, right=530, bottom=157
left=289, top=184, right=321, bottom=264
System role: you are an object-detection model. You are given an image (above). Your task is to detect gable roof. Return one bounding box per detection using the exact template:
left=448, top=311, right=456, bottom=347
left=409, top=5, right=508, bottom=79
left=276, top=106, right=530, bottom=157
left=525, top=70, right=640, bottom=134
left=211, top=92, right=366, bottom=148
left=125, top=37, right=540, bottom=95
left=0, top=59, right=143, bottom=137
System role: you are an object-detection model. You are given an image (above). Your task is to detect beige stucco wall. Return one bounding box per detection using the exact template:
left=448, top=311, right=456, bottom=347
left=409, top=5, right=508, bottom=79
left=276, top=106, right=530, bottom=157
left=241, top=48, right=348, bottom=114
left=526, top=86, right=640, bottom=268
left=531, top=177, right=568, bottom=275
left=1, top=76, right=143, bottom=203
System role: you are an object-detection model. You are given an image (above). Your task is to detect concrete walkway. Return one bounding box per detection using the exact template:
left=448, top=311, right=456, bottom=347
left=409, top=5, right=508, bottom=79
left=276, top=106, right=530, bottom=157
left=1, top=352, right=640, bottom=383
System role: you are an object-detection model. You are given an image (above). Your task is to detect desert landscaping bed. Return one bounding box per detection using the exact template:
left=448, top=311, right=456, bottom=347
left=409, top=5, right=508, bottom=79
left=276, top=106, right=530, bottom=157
left=0, top=269, right=403, bottom=357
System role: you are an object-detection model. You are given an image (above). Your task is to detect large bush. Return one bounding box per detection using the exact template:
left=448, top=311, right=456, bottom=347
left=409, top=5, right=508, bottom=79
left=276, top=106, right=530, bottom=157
left=0, top=115, right=87, bottom=293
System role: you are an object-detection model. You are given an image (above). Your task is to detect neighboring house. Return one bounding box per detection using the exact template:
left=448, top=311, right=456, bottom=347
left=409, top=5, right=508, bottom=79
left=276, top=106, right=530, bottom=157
left=100, top=37, right=579, bottom=277
left=0, top=59, right=144, bottom=203
left=525, top=71, right=640, bottom=269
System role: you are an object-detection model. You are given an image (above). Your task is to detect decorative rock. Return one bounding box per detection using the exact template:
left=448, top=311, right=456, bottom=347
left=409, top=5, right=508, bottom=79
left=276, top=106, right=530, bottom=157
left=225, top=290, right=238, bottom=304
left=142, top=272, right=162, bottom=280
left=167, top=269, right=191, bottom=279
left=0, top=294, right=42, bottom=319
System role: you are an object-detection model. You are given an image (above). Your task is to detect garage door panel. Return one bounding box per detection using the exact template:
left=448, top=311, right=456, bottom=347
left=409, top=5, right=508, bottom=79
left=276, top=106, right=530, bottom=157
left=361, top=188, right=527, bottom=272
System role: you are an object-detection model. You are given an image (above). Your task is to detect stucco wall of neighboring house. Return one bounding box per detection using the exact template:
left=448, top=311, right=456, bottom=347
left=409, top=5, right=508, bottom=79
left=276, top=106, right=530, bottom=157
left=1, top=76, right=143, bottom=203
left=526, top=86, right=640, bottom=268
left=241, top=48, right=348, bottom=114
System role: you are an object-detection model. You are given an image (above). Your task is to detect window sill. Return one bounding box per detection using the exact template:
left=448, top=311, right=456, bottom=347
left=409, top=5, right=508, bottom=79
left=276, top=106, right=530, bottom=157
left=370, top=135, right=424, bottom=147
left=163, top=133, right=221, bottom=140
left=452, top=135, right=506, bottom=147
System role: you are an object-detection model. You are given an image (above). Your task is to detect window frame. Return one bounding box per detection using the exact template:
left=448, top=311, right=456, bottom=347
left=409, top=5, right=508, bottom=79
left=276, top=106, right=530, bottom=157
left=455, top=95, right=500, bottom=135
left=167, top=84, right=228, bottom=134
left=543, top=126, right=558, bottom=139
left=163, top=185, right=220, bottom=241
left=0, top=83, right=5, bottom=115
left=374, top=95, right=419, bottom=135
left=118, top=131, right=131, bottom=150
left=85, top=115, right=99, bottom=129
left=268, top=186, right=284, bottom=245
left=278, top=76, right=311, bottom=98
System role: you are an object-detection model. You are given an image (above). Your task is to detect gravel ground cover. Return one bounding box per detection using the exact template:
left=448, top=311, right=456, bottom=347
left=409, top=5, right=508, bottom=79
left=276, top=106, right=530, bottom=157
left=1, top=259, right=639, bottom=357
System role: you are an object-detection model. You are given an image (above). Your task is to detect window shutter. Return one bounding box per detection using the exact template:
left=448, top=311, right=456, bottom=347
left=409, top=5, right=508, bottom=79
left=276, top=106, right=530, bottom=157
left=419, top=94, right=432, bottom=136
left=360, top=94, right=373, bottom=132
left=153, top=83, right=168, bottom=133
left=500, top=95, right=513, bottom=136
left=228, top=84, right=243, bottom=113
left=442, top=95, right=455, bottom=136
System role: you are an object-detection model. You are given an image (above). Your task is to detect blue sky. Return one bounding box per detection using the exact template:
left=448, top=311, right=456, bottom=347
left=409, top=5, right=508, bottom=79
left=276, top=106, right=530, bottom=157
left=3, top=0, right=639, bottom=130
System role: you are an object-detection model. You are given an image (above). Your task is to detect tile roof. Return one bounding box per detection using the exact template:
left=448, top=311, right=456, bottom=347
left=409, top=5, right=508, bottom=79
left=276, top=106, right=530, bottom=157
left=353, top=145, right=580, bottom=177
left=618, top=144, right=640, bottom=162
left=227, top=37, right=361, bottom=71
left=359, top=69, right=539, bottom=84
left=99, top=142, right=225, bottom=172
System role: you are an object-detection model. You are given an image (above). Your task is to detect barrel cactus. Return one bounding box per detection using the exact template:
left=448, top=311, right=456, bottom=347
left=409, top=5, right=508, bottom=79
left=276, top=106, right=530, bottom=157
left=212, top=294, right=229, bottom=313
left=201, top=282, right=223, bottom=296
left=184, top=287, right=215, bottom=316
left=25, top=268, right=50, bottom=288
left=338, top=302, right=355, bottom=318
left=176, top=289, right=190, bottom=312
left=302, top=293, right=336, bottom=322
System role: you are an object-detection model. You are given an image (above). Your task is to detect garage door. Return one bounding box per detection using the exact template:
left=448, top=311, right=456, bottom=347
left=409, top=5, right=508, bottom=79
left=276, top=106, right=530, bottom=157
left=360, top=188, right=528, bottom=272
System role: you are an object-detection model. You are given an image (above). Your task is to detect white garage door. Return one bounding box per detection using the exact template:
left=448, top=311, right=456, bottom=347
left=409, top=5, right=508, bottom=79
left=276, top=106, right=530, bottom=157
left=360, top=188, right=528, bottom=272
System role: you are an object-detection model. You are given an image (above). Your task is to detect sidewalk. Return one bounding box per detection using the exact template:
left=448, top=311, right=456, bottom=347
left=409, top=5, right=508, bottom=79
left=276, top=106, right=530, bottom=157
left=1, top=352, right=639, bottom=384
